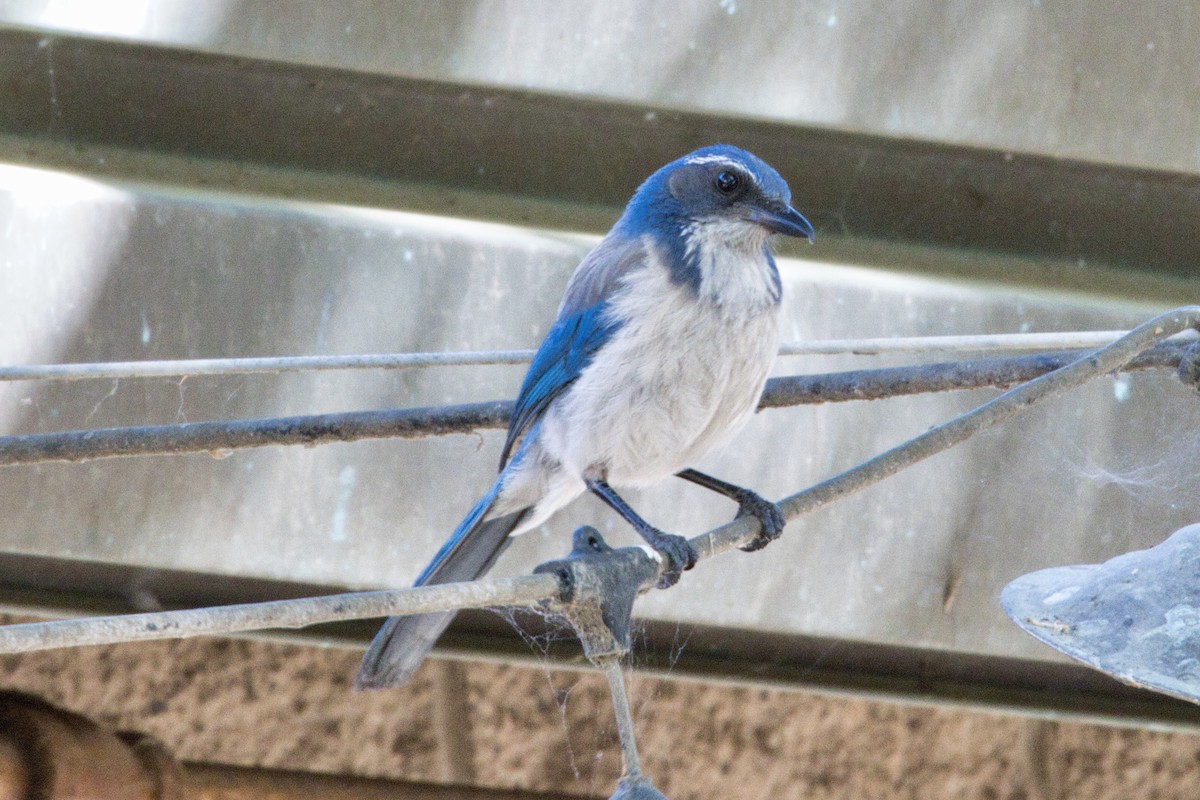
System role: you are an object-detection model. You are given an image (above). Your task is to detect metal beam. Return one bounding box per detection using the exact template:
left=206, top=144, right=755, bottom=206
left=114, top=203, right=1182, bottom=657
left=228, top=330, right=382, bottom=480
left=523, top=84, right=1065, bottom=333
left=2, top=26, right=1200, bottom=285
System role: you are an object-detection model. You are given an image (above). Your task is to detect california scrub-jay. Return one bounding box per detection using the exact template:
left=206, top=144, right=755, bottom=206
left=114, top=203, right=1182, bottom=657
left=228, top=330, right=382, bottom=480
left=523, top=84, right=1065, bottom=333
left=357, top=145, right=814, bottom=689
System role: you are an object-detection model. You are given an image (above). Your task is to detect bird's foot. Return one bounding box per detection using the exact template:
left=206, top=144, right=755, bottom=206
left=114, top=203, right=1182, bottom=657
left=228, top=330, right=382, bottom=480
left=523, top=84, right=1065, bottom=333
left=734, top=491, right=787, bottom=552
left=646, top=531, right=698, bottom=589
left=583, top=478, right=697, bottom=588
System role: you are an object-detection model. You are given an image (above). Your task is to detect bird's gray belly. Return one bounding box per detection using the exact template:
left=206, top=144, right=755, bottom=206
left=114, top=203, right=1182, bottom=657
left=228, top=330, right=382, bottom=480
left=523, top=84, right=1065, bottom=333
left=540, top=290, right=780, bottom=487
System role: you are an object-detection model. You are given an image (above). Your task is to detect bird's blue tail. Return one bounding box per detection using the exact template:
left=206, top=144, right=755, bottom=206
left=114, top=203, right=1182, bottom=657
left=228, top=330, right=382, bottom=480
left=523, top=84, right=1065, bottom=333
left=356, top=481, right=528, bottom=689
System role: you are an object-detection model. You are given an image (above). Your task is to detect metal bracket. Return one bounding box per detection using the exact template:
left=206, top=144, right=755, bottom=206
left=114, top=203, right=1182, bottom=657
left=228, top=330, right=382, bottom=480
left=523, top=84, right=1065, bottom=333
left=534, top=527, right=670, bottom=798
left=533, top=526, right=660, bottom=665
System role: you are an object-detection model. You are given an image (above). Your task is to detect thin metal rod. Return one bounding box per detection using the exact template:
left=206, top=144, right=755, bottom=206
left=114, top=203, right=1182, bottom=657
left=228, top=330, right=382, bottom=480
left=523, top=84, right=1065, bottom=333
left=0, top=350, right=535, bottom=383
left=0, top=342, right=1190, bottom=467
left=2, top=330, right=1190, bottom=383
left=694, top=306, right=1200, bottom=558
left=776, top=329, right=1191, bottom=356
left=604, top=661, right=643, bottom=779
left=0, top=573, right=561, bottom=654
left=0, top=401, right=512, bottom=466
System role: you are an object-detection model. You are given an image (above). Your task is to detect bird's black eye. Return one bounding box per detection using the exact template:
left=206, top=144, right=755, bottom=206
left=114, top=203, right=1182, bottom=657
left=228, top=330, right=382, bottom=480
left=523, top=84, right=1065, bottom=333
left=714, top=170, right=740, bottom=194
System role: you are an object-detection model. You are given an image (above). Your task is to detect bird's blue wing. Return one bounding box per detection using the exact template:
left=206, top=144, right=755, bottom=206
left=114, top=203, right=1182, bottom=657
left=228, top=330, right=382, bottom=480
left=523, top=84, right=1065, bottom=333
left=499, top=300, right=622, bottom=468
left=498, top=234, right=648, bottom=469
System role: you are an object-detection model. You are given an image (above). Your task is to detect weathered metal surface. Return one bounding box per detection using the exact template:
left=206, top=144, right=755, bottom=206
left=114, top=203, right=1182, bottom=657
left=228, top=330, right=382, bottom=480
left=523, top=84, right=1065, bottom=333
left=0, top=26, right=1199, bottom=286
left=7, top=1, right=1200, bottom=176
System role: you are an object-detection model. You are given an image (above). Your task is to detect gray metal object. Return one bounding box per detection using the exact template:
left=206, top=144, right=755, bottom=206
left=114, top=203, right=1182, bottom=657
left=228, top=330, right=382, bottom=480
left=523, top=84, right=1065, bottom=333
left=7, top=0, right=1200, bottom=178
left=1003, top=523, right=1200, bottom=706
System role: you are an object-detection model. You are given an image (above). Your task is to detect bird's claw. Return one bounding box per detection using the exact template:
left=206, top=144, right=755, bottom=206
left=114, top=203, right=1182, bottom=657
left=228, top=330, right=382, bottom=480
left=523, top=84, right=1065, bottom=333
left=651, top=532, right=698, bottom=589
left=735, top=492, right=786, bottom=552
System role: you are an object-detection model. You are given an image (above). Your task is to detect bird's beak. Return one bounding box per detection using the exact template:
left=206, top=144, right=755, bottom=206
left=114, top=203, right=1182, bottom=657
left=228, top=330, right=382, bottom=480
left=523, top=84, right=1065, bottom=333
left=752, top=204, right=815, bottom=243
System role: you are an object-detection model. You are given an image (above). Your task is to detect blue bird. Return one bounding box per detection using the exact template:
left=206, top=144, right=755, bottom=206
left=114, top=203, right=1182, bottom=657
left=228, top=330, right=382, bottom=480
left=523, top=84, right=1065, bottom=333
left=357, top=145, right=814, bottom=689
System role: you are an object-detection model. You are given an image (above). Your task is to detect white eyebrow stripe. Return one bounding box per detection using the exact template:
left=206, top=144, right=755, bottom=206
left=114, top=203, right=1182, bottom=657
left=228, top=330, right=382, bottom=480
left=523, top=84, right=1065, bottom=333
left=683, top=155, right=742, bottom=167
left=681, top=154, right=762, bottom=189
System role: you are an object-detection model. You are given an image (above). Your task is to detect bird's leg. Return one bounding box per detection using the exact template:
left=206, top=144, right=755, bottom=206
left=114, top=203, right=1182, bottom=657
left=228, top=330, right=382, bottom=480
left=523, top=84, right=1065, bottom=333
left=586, top=479, right=698, bottom=589
left=675, top=468, right=786, bottom=552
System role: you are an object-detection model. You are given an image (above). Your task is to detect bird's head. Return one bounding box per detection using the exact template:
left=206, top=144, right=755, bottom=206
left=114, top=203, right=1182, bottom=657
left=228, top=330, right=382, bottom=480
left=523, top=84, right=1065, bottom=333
left=615, top=145, right=813, bottom=298
left=618, top=144, right=814, bottom=247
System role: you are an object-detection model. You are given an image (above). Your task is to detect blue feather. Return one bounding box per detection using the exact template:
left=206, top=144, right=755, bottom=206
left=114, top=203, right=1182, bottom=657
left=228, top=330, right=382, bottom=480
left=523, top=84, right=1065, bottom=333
left=499, top=300, right=623, bottom=468
left=413, top=479, right=503, bottom=585
left=357, top=478, right=527, bottom=688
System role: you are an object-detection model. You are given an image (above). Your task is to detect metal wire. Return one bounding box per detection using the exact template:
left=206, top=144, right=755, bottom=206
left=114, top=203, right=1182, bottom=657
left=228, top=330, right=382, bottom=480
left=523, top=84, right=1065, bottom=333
left=776, top=329, right=1188, bottom=356
left=0, top=342, right=1190, bottom=467
left=0, top=573, right=561, bottom=654
left=0, top=351, right=534, bottom=383
left=2, top=329, right=1191, bottom=383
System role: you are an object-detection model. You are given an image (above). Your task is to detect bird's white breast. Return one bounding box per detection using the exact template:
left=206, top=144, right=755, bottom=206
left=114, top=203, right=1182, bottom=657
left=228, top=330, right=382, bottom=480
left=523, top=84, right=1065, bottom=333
left=539, top=238, right=781, bottom=486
